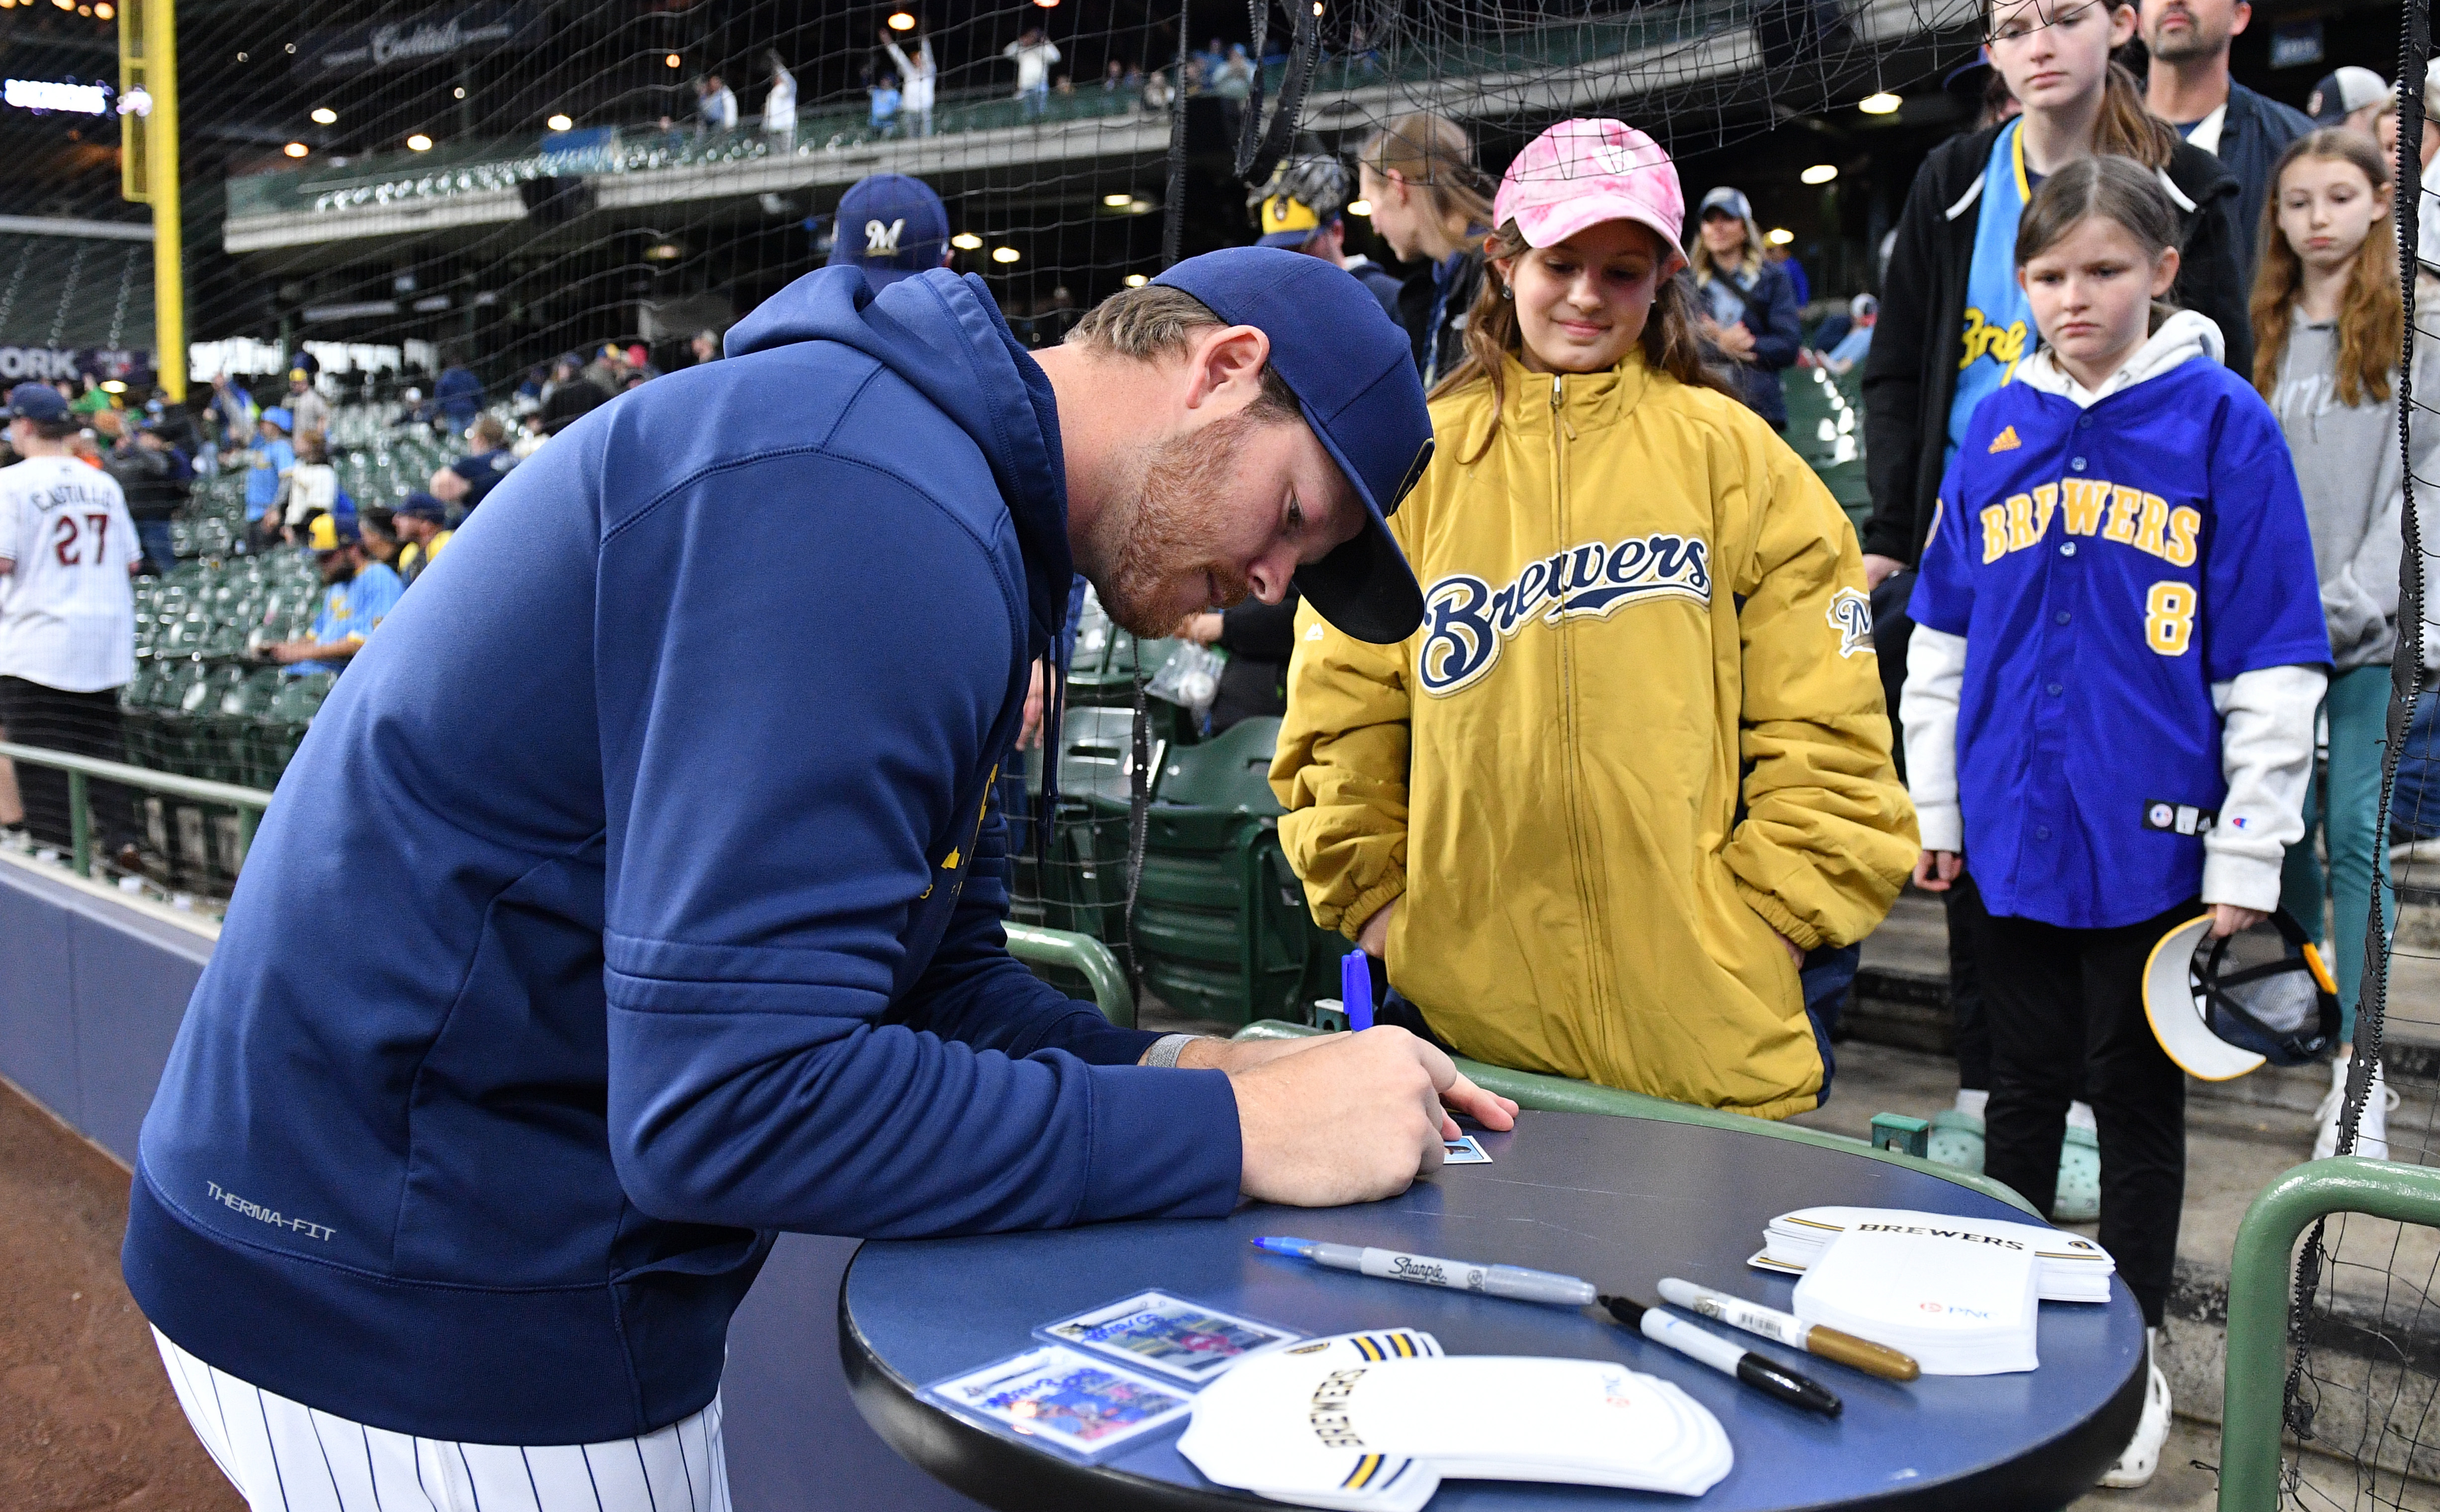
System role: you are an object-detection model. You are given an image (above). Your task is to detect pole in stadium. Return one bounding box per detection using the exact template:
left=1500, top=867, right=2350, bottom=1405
left=117, top=0, right=184, bottom=405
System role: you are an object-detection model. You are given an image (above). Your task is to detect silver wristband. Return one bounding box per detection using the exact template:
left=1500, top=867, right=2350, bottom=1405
left=1142, top=1033, right=1201, bottom=1069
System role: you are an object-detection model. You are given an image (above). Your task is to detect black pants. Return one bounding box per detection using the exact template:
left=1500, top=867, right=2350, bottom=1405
left=1976, top=900, right=2194, bottom=1327
left=0, top=676, right=137, bottom=851
left=1947, top=869, right=1991, bottom=1091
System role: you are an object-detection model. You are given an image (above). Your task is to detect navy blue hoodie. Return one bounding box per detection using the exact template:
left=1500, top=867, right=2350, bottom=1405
left=123, top=268, right=1243, bottom=1444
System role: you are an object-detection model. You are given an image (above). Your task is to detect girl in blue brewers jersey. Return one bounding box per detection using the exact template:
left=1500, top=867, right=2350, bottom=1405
left=1902, top=157, right=2328, bottom=1490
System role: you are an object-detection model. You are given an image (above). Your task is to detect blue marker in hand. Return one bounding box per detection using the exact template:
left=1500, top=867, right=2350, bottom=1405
left=1341, top=950, right=1374, bottom=1031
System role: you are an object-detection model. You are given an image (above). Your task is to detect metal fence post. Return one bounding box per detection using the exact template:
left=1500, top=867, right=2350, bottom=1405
left=67, top=769, right=91, bottom=877
left=2220, top=1157, right=2440, bottom=1511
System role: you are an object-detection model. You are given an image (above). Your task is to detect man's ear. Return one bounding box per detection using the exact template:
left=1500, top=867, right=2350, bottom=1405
left=2229, top=0, right=2251, bottom=36
left=1182, top=324, right=1273, bottom=415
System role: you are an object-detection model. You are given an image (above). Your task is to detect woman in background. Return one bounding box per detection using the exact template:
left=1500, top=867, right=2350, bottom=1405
left=1356, top=112, right=1496, bottom=385
left=1688, top=185, right=1803, bottom=430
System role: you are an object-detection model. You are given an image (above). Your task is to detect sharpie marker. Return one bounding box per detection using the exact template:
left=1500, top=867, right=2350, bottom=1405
left=1254, top=1236, right=1596, bottom=1306
left=1599, top=1294, right=1843, bottom=1418
left=1658, top=1277, right=1919, bottom=1381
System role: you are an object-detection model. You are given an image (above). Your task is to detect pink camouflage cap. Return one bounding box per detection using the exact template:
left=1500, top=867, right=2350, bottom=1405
left=1493, top=118, right=1688, bottom=276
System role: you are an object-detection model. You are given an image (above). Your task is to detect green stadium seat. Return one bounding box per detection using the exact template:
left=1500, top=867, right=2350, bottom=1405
left=1129, top=716, right=1330, bottom=1026
left=245, top=672, right=336, bottom=790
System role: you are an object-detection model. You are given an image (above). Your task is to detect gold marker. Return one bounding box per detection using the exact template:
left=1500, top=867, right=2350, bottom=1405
left=1656, top=1277, right=1921, bottom=1382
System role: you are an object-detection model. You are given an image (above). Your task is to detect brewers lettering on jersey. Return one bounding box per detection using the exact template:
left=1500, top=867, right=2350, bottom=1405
left=0, top=454, right=140, bottom=693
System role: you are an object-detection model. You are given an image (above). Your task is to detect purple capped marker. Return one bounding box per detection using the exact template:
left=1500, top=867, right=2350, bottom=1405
left=1341, top=950, right=1374, bottom=1031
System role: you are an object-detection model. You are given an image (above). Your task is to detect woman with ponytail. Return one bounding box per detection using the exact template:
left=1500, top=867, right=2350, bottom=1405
left=1356, top=112, right=1498, bottom=385
left=1275, top=119, right=1914, bottom=1119
left=1855, top=0, right=2249, bottom=1196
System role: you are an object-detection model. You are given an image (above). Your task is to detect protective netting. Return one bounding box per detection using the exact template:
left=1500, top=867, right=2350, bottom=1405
left=2280, top=0, right=2440, bottom=1504
left=0, top=0, right=1988, bottom=945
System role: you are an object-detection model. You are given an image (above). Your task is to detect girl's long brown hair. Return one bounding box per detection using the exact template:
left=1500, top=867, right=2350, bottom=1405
left=1356, top=113, right=1497, bottom=247
left=1432, top=220, right=1738, bottom=464
left=2249, top=127, right=2401, bottom=407
left=2089, top=60, right=2178, bottom=169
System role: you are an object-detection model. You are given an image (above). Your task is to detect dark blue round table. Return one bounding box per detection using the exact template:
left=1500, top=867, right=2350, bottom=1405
left=839, top=1110, right=2148, bottom=1511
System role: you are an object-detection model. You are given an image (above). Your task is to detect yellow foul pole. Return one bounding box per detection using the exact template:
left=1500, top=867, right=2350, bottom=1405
left=118, top=0, right=183, bottom=403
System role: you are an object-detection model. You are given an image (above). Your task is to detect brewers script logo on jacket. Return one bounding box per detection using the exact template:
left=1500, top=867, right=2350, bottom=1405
left=1417, top=532, right=1711, bottom=696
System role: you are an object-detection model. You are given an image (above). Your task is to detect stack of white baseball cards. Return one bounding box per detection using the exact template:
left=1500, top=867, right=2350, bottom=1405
left=1787, top=1224, right=2043, bottom=1376
left=922, top=1291, right=1302, bottom=1460
left=1748, top=1206, right=2116, bottom=1302
left=1179, top=1329, right=1734, bottom=1507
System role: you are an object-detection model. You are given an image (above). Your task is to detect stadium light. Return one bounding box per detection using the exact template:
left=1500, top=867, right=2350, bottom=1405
left=406, top=133, right=433, bottom=151
left=950, top=231, right=983, bottom=250
left=453, top=86, right=466, bottom=100
left=101, top=379, right=126, bottom=393
left=887, top=10, right=917, bottom=29
left=1103, top=192, right=1133, bottom=207
left=283, top=141, right=309, bottom=158
left=665, top=53, right=682, bottom=69
left=546, top=113, right=573, bottom=131
left=94, top=0, right=110, bottom=14
left=1765, top=227, right=1794, bottom=246
left=1801, top=164, right=1837, bottom=185
left=644, top=243, right=682, bottom=262
left=1032, top=0, right=1058, bottom=7
left=311, top=106, right=338, bottom=124
left=1124, top=274, right=1149, bottom=287
left=992, top=246, right=1022, bottom=263
left=1347, top=198, right=1372, bottom=217
left=52, top=0, right=70, bottom=10
left=1859, top=91, right=1901, bottom=114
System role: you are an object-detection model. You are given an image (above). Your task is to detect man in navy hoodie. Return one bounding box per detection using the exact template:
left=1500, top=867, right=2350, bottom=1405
left=124, top=248, right=1511, bottom=1506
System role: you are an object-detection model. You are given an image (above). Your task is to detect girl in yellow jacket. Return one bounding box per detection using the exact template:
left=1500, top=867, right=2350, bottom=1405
left=1273, top=119, right=1917, bottom=1118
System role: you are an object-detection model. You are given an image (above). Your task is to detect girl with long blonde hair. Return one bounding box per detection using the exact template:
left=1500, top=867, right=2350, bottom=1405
left=1355, top=112, right=1497, bottom=384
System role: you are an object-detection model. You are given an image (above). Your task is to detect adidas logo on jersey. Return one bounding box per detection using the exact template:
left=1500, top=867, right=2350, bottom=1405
left=1987, top=425, right=2021, bottom=453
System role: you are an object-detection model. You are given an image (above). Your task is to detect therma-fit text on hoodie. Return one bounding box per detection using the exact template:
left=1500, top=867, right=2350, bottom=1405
left=122, top=268, right=1242, bottom=1446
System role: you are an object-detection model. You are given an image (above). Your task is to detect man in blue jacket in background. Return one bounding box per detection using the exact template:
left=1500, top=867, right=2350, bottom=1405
left=124, top=247, right=1513, bottom=1509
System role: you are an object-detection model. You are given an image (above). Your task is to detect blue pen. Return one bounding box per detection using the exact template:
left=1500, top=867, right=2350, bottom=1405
left=1341, top=950, right=1375, bottom=1031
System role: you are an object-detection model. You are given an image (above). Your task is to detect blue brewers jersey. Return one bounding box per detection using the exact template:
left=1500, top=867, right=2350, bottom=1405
left=1909, top=355, right=2328, bottom=929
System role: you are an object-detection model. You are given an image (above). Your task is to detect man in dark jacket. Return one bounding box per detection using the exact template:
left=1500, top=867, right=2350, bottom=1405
left=2141, top=0, right=2313, bottom=289
left=103, top=416, right=190, bottom=576
left=123, top=249, right=1513, bottom=1487
left=1858, top=123, right=2251, bottom=579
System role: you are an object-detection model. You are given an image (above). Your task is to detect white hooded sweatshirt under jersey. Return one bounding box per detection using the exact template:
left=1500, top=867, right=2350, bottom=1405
left=0, top=455, right=139, bottom=692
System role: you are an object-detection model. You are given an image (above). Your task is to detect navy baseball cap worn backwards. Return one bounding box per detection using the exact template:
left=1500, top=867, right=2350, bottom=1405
left=1154, top=246, right=1431, bottom=643
left=7, top=382, right=69, bottom=423
left=828, top=173, right=951, bottom=291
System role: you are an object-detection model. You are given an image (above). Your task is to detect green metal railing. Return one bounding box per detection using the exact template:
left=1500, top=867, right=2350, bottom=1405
left=2219, top=1156, right=2440, bottom=1511
left=1006, top=922, right=1132, bottom=1029
left=0, top=741, right=272, bottom=880
left=1232, top=1018, right=2043, bottom=1216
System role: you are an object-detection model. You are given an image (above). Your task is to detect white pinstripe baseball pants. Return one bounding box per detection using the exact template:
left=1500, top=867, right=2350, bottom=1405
left=154, top=1328, right=734, bottom=1512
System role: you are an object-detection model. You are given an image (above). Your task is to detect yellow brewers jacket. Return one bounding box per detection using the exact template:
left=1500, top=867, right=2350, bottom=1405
left=1272, top=351, right=1917, bottom=1118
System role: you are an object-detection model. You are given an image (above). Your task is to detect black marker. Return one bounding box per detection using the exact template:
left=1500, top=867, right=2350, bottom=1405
left=1597, top=1294, right=1843, bottom=1418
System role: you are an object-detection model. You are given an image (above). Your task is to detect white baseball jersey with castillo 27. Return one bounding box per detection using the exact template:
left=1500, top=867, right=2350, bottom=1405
left=0, top=455, right=139, bottom=691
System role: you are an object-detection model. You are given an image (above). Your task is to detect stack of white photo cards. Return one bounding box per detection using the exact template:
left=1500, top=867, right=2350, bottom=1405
left=1179, top=1329, right=1734, bottom=1508
left=1749, top=1206, right=2116, bottom=1302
